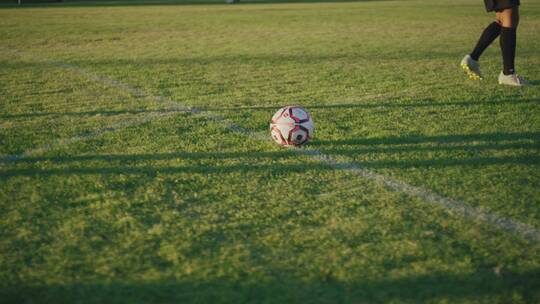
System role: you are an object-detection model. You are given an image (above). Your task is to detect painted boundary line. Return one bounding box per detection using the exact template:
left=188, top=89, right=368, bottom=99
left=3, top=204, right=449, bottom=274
left=0, top=46, right=205, bottom=162
left=301, top=149, right=540, bottom=242
left=0, top=46, right=387, bottom=160
left=2, top=47, right=540, bottom=243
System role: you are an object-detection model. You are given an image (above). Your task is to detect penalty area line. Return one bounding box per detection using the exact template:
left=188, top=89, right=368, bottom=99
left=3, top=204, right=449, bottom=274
left=1, top=47, right=539, bottom=243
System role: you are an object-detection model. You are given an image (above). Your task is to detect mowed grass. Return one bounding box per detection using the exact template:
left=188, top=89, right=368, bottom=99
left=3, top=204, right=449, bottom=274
left=1, top=0, right=540, bottom=303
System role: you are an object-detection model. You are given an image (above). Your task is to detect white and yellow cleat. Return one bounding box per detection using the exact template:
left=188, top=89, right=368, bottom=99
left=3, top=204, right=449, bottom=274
left=460, top=54, right=483, bottom=80
left=498, top=72, right=531, bottom=87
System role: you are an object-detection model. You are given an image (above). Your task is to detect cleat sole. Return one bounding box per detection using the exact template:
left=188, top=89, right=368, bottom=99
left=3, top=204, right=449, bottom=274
left=461, top=63, right=483, bottom=80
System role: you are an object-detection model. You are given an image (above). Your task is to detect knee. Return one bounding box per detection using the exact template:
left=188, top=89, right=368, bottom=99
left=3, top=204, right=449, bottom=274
left=502, top=16, right=519, bottom=28
left=502, top=19, right=519, bottom=29
left=495, top=13, right=504, bottom=26
left=500, top=8, right=519, bottom=29
left=495, top=20, right=517, bottom=29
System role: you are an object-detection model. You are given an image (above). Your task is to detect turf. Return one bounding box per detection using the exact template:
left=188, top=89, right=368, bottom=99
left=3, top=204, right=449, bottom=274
left=1, top=0, right=540, bottom=303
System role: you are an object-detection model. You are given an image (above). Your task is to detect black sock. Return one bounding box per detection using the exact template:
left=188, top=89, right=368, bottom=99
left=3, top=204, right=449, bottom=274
left=470, top=22, right=501, bottom=61
left=500, top=27, right=517, bottom=75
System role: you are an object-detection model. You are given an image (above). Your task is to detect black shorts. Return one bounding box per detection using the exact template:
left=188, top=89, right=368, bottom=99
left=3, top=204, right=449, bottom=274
left=484, top=0, right=520, bottom=12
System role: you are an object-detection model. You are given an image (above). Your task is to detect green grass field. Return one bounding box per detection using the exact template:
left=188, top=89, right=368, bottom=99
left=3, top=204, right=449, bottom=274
left=1, top=0, right=540, bottom=303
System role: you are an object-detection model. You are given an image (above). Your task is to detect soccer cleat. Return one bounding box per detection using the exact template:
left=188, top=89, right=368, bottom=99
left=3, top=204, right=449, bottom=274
left=498, top=72, right=531, bottom=87
left=460, top=54, right=483, bottom=80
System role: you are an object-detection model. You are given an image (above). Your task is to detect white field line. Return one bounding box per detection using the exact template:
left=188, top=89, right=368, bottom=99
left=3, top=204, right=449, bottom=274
left=0, top=46, right=392, bottom=159
left=2, top=47, right=540, bottom=243
left=299, top=149, right=540, bottom=242
left=0, top=47, right=200, bottom=162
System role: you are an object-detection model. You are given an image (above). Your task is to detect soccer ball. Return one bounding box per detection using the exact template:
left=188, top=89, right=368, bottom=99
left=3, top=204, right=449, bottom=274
left=269, top=106, right=314, bottom=146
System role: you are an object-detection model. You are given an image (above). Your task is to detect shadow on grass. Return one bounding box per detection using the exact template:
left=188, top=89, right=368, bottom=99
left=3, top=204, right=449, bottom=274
left=1, top=131, right=538, bottom=177
left=0, top=108, right=187, bottom=120
left=0, top=0, right=387, bottom=8
left=2, top=155, right=539, bottom=177
left=310, top=131, right=540, bottom=146
left=2, top=99, right=539, bottom=120
left=2, top=269, right=539, bottom=303
left=0, top=50, right=459, bottom=70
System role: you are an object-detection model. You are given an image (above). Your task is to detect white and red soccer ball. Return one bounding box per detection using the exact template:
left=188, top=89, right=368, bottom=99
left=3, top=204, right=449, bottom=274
left=269, top=106, right=314, bottom=147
